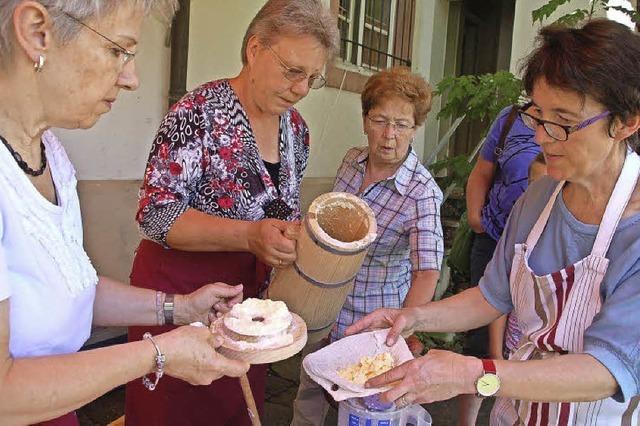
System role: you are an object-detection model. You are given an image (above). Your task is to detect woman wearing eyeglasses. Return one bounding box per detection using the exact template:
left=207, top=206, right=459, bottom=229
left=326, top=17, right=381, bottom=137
left=0, top=1, right=254, bottom=425
left=292, top=66, right=444, bottom=425
left=126, top=0, right=339, bottom=424
left=345, top=19, right=640, bottom=425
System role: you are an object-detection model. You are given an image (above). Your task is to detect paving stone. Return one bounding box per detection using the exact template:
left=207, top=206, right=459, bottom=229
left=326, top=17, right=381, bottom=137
left=266, top=373, right=295, bottom=398
left=263, top=401, right=293, bottom=425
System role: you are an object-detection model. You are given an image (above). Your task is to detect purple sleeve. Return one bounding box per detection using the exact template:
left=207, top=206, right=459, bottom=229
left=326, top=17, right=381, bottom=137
left=480, top=106, right=514, bottom=163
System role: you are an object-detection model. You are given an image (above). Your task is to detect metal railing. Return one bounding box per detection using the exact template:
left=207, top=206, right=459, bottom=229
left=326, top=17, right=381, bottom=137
left=338, top=0, right=414, bottom=71
left=340, top=38, right=411, bottom=70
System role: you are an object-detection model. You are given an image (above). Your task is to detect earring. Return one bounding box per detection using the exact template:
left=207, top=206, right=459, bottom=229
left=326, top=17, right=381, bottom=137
left=34, top=54, right=45, bottom=73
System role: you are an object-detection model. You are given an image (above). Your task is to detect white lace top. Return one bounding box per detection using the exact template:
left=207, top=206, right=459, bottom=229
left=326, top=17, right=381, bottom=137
left=0, top=130, right=97, bottom=357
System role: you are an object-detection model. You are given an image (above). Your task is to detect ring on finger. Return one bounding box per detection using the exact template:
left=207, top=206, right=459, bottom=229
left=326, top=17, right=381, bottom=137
left=278, top=259, right=283, bottom=266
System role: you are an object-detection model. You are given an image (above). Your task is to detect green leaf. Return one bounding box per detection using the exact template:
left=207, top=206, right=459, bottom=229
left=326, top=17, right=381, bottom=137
left=531, top=0, right=574, bottom=25
left=415, top=331, right=464, bottom=354
left=605, top=5, right=640, bottom=23
left=435, top=71, right=522, bottom=138
left=430, top=155, right=474, bottom=190
left=553, top=9, right=589, bottom=27
left=432, top=71, right=521, bottom=189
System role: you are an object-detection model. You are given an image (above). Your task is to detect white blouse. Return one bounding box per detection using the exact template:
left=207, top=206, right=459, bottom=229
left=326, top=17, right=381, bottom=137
left=0, top=130, right=97, bottom=357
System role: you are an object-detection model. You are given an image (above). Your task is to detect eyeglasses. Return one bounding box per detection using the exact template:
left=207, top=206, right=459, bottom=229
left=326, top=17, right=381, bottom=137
left=366, top=115, right=415, bottom=134
left=63, top=12, right=136, bottom=66
left=519, top=109, right=610, bottom=142
left=265, top=44, right=326, bottom=90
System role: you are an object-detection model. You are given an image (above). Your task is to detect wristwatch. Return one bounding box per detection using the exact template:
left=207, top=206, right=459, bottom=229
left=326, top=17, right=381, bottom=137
left=475, top=359, right=500, bottom=397
left=163, top=294, right=175, bottom=325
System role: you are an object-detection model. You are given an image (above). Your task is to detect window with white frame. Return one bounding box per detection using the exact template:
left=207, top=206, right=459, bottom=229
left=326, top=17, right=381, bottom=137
left=338, top=0, right=415, bottom=71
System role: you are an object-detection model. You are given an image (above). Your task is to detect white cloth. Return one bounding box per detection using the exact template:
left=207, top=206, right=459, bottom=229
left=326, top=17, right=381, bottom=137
left=0, top=245, right=10, bottom=302
left=0, top=130, right=97, bottom=357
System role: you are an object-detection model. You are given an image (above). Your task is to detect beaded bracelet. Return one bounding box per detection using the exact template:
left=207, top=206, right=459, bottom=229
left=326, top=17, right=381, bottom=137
left=155, top=291, right=165, bottom=326
left=142, top=332, right=166, bottom=391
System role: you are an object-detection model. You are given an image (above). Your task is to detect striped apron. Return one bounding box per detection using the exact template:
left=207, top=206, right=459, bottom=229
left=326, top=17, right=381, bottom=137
left=491, top=150, right=640, bottom=425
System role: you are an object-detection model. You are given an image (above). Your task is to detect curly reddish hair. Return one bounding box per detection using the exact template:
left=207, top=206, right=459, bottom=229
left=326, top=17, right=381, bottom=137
left=361, top=66, right=432, bottom=127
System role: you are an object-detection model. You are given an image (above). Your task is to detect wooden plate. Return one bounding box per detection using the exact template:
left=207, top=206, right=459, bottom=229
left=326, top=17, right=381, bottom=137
left=217, top=313, right=307, bottom=364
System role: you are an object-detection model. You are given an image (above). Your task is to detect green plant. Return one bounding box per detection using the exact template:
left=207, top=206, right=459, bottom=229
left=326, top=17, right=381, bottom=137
left=430, top=154, right=474, bottom=191
left=532, top=0, right=639, bottom=27
left=430, top=71, right=522, bottom=190
left=415, top=331, right=465, bottom=355
left=429, top=69, right=522, bottom=294
left=435, top=71, right=523, bottom=130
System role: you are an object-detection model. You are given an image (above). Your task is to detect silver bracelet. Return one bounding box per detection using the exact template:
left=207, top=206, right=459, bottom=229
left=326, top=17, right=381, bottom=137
left=142, top=332, right=165, bottom=391
left=155, top=291, right=166, bottom=326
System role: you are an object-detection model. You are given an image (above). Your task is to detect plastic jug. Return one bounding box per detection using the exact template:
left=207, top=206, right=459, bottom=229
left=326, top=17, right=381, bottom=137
left=337, top=397, right=432, bottom=426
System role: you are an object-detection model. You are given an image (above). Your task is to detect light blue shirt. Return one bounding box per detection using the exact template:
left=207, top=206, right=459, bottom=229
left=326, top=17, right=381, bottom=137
left=480, top=176, right=640, bottom=402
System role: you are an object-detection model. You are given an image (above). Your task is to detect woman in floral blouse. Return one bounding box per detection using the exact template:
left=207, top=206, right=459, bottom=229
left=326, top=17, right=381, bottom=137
left=125, top=1, right=339, bottom=425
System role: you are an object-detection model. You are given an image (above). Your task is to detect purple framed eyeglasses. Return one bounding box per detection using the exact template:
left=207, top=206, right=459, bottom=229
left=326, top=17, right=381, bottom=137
left=519, top=109, right=610, bottom=141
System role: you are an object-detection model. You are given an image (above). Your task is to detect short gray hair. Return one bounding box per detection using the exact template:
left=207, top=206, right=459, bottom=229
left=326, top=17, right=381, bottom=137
left=241, top=0, right=339, bottom=65
left=0, top=0, right=179, bottom=64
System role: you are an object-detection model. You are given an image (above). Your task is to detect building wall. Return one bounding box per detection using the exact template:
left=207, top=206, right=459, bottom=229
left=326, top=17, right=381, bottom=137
left=54, top=17, right=172, bottom=180
left=510, top=0, right=597, bottom=74
left=187, top=0, right=450, bottom=179
left=48, top=0, right=545, bottom=284
left=52, top=16, right=172, bottom=283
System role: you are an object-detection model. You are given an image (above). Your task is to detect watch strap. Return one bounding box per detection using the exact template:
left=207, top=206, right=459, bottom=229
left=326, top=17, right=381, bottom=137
left=482, top=358, right=497, bottom=375
left=163, top=294, right=175, bottom=325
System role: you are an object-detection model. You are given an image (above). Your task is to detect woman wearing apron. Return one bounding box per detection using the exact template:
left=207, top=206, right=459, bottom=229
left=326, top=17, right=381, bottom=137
left=346, top=19, right=640, bottom=425
left=125, top=1, right=339, bottom=425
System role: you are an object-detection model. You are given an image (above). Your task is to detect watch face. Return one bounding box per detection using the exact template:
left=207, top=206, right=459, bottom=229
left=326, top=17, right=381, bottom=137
left=476, top=373, right=500, bottom=397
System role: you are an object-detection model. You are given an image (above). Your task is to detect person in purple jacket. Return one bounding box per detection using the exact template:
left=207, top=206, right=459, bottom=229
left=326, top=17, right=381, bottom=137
left=459, top=104, right=539, bottom=424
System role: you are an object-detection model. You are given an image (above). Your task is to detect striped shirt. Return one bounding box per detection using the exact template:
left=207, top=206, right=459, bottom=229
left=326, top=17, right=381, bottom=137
left=330, top=146, right=444, bottom=341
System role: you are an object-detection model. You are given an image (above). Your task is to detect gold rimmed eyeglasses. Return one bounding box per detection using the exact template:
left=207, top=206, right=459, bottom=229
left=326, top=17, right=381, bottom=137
left=63, top=12, right=136, bottom=66
left=265, top=44, right=326, bottom=90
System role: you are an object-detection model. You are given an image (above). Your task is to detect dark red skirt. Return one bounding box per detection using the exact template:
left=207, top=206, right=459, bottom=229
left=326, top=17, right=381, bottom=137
left=32, top=412, right=78, bottom=426
left=125, top=239, right=269, bottom=426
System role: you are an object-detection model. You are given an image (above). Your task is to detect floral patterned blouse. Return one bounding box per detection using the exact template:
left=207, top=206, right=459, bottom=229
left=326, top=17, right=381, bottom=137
left=137, top=79, right=310, bottom=245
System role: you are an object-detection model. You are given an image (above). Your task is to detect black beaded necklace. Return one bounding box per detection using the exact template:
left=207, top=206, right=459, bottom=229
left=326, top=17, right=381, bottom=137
left=0, top=134, right=47, bottom=176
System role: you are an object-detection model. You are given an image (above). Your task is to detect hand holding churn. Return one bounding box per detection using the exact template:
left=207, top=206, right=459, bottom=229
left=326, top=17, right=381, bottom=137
left=267, top=192, right=377, bottom=343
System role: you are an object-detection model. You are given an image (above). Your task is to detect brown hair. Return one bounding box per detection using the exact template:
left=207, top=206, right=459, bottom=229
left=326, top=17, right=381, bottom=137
left=532, top=152, right=546, bottom=166
left=522, top=19, right=640, bottom=149
left=240, top=0, right=339, bottom=65
left=361, top=66, right=432, bottom=127
left=528, top=152, right=547, bottom=183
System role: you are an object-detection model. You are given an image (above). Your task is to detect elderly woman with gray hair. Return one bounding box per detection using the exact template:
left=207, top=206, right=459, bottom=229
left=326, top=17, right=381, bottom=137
left=0, top=1, right=252, bottom=425
left=126, top=0, right=339, bottom=424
